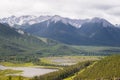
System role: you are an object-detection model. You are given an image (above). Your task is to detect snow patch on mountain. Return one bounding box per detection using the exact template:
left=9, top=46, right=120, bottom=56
left=17, top=29, right=24, bottom=35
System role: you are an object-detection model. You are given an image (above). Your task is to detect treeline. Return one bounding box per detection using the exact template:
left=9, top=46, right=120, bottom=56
left=81, top=51, right=111, bottom=56
left=74, top=55, right=120, bottom=80
left=0, top=55, right=39, bottom=64
left=31, top=61, right=92, bottom=80
left=0, top=55, right=63, bottom=67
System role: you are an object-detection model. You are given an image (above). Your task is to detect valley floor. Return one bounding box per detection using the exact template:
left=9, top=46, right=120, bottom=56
left=0, top=56, right=101, bottom=80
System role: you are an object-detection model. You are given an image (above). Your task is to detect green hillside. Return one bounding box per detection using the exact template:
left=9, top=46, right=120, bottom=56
left=0, top=23, right=82, bottom=63
left=74, top=55, right=120, bottom=80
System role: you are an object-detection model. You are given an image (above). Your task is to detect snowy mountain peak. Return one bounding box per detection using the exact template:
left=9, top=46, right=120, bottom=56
left=49, top=15, right=88, bottom=28
left=90, top=17, right=107, bottom=23
left=49, top=15, right=67, bottom=24
left=0, top=15, right=115, bottom=29
left=90, top=17, right=114, bottom=27
left=52, top=15, right=62, bottom=19
left=0, top=15, right=51, bottom=27
left=11, top=15, right=16, bottom=18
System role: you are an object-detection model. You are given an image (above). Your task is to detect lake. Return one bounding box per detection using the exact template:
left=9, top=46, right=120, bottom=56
left=0, top=65, right=57, bottom=77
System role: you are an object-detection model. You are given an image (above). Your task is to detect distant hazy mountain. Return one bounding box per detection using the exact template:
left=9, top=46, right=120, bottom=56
left=1, top=15, right=120, bottom=46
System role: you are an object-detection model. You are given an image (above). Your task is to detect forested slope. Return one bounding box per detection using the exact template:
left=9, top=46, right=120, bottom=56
left=74, top=55, right=120, bottom=80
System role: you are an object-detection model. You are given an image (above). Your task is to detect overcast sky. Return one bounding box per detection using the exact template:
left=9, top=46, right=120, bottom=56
left=0, top=0, right=120, bottom=24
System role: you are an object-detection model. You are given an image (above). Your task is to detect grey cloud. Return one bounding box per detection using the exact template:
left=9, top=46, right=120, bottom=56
left=106, top=7, right=120, bottom=16
left=92, top=4, right=115, bottom=10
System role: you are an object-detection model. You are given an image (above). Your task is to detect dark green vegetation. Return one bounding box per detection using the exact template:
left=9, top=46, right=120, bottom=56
left=74, top=55, right=120, bottom=80
left=31, top=61, right=92, bottom=80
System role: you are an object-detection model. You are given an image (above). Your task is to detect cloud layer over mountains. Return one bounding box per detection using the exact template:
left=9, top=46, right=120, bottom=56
left=0, top=0, right=120, bottom=24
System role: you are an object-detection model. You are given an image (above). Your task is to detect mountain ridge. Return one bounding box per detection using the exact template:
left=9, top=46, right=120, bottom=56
left=1, top=15, right=114, bottom=28
left=24, top=17, right=120, bottom=46
left=1, top=15, right=120, bottom=46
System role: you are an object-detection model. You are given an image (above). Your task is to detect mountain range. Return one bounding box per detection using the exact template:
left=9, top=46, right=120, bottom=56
left=0, top=15, right=90, bottom=28
left=0, top=15, right=120, bottom=46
